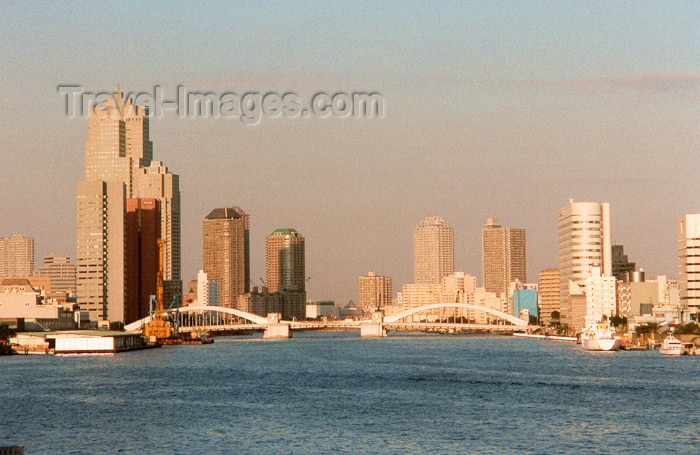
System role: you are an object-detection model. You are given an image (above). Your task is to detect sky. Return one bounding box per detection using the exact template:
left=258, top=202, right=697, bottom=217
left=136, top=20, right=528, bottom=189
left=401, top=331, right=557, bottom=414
left=0, top=1, right=698, bottom=304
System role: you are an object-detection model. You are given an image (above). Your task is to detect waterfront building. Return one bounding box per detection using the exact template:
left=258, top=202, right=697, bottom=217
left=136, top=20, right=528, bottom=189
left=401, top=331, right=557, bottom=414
left=202, top=207, right=250, bottom=307
left=469, top=288, right=505, bottom=324
left=440, top=271, right=477, bottom=304
left=196, top=270, right=209, bottom=305
left=611, top=245, right=636, bottom=281
left=508, top=281, right=538, bottom=320
left=482, top=218, right=526, bottom=295
left=76, top=180, right=126, bottom=324
left=125, top=198, right=160, bottom=324
left=0, top=234, right=34, bottom=277
left=399, top=283, right=441, bottom=306
left=582, top=267, right=616, bottom=328
left=414, top=216, right=454, bottom=285
left=537, top=268, right=560, bottom=326
left=358, top=271, right=392, bottom=311
left=266, top=228, right=306, bottom=320
left=0, top=279, right=77, bottom=331
left=78, top=92, right=180, bottom=325
left=558, top=199, right=612, bottom=329
left=136, top=161, right=182, bottom=295
left=678, top=214, right=700, bottom=321
left=35, top=256, right=76, bottom=295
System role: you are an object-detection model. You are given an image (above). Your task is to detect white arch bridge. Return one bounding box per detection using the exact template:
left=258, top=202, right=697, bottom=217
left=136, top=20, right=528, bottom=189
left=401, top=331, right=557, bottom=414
left=124, top=303, right=528, bottom=339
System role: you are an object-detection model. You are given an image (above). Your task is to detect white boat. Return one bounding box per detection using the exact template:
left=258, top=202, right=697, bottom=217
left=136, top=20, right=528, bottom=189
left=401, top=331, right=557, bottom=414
left=659, top=335, right=686, bottom=356
left=580, top=321, right=620, bottom=351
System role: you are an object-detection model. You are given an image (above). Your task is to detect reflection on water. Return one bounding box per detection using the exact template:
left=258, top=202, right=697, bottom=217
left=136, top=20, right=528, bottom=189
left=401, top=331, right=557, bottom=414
left=2, top=333, right=699, bottom=454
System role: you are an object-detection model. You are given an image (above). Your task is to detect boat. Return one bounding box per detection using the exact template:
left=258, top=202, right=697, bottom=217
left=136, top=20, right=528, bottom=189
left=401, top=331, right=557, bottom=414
left=580, top=321, right=620, bottom=351
left=659, top=335, right=686, bottom=356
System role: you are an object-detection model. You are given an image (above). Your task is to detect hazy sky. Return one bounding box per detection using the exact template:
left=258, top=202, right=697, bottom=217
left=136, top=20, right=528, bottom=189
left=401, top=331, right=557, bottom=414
left=0, top=1, right=698, bottom=304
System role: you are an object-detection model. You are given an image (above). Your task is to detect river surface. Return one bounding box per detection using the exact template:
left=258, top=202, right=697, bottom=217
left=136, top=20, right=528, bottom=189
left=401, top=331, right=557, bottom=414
left=1, top=333, right=699, bottom=454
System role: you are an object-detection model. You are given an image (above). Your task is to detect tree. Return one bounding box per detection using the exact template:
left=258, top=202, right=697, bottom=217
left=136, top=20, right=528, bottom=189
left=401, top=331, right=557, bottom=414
left=610, top=315, right=627, bottom=328
left=674, top=322, right=700, bottom=335
left=551, top=311, right=560, bottom=321
left=635, top=322, right=659, bottom=335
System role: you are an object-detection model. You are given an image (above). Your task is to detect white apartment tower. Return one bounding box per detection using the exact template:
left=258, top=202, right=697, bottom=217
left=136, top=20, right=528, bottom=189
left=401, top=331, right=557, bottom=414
left=558, top=199, right=612, bottom=329
left=678, top=214, right=700, bottom=321
left=414, top=216, right=454, bottom=285
left=0, top=234, right=35, bottom=277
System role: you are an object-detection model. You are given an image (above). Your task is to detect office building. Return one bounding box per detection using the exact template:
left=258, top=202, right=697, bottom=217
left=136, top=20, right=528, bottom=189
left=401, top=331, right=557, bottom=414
left=414, top=216, right=454, bottom=285
left=0, top=234, right=34, bottom=277
left=35, top=255, right=76, bottom=295
left=78, top=92, right=180, bottom=325
left=538, top=268, right=560, bottom=326
left=558, top=199, right=612, bottom=329
left=76, top=180, right=126, bottom=323
left=202, top=207, right=250, bottom=307
left=582, top=267, right=616, bottom=328
left=482, top=218, right=526, bottom=295
left=358, top=271, right=392, bottom=311
left=611, top=245, right=636, bottom=281
left=440, top=271, right=477, bottom=304
left=125, top=198, right=160, bottom=324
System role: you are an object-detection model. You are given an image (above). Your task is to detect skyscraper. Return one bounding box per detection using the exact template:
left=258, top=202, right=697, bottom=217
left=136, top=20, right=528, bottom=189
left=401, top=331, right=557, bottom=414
left=678, top=214, right=700, bottom=321
left=77, top=92, right=180, bottom=325
left=537, top=268, right=560, bottom=326
left=0, top=234, right=34, bottom=277
left=266, top=228, right=305, bottom=320
left=202, top=207, right=250, bottom=308
left=76, top=180, right=126, bottom=323
left=558, top=199, right=612, bottom=330
left=125, top=198, right=160, bottom=323
left=481, top=218, right=526, bottom=295
left=414, top=216, right=454, bottom=285
left=358, top=271, right=392, bottom=311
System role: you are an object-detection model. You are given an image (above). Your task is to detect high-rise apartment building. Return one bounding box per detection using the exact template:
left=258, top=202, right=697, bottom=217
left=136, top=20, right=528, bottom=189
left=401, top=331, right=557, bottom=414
left=202, top=207, right=250, bottom=308
left=582, top=267, right=616, bottom=328
left=414, top=216, right=454, bottom=285
left=611, top=245, right=636, bottom=281
left=78, top=92, right=181, bottom=325
left=537, top=268, right=560, bottom=326
left=0, top=234, right=34, bottom=277
left=36, top=255, right=76, bottom=295
left=558, top=199, right=612, bottom=330
left=266, top=228, right=305, bottom=320
left=678, top=214, right=700, bottom=321
left=482, top=218, right=526, bottom=295
left=358, top=271, right=392, bottom=311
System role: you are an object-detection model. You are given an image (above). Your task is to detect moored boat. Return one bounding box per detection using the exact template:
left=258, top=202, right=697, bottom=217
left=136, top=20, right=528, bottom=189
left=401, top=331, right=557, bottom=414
left=659, top=335, right=685, bottom=356
left=580, top=321, right=620, bottom=351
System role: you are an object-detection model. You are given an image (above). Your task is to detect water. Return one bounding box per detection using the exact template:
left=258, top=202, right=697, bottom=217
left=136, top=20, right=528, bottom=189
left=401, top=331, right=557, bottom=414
left=1, top=333, right=699, bottom=454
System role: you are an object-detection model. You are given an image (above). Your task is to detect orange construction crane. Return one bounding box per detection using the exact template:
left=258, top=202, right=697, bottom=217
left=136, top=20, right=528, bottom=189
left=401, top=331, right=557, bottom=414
left=144, top=239, right=172, bottom=341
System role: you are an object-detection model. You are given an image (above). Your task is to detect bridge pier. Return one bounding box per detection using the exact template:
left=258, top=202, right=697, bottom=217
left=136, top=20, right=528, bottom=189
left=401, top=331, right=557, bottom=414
left=263, top=324, right=291, bottom=339
left=360, top=323, right=386, bottom=338
left=263, top=313, right=291, bottom=339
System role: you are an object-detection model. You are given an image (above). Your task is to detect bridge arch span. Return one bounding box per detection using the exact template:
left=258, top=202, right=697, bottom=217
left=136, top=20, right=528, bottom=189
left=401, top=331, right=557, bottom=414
left=384, top=303, right=527, bottom=327
left=124, top=305, right=268, bottom=332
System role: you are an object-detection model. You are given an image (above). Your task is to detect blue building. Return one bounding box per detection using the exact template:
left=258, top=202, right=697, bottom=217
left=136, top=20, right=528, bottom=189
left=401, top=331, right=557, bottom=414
left=513, top=289, right=538, bottom=318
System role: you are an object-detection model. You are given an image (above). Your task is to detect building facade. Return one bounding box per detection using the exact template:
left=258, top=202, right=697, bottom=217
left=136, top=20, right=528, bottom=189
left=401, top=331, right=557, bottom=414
left=537, top=268, right=560, bottom=326
left=611, top=244, right=636, bottom=281
left=202, top=207, right=250, bottom=308
left=482, top=218, right=526, bottom=295
left=358, top=271, right=392, bottom=311
left=0, top=234, right=34, bottom=277
left=266, top=228, right=305, bottom=320
left=36, top=255, right=76, bottom=295
left=77, top=92, right=180, bottom=325
left=558, top=199, right=612, bottom=329
left=414, top=216, right=454, bottom=285
left=678, top=214, right=700, bottom=321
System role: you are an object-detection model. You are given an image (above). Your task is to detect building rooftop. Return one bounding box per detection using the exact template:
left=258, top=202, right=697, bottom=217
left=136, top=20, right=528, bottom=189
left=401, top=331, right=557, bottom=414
left=205, top=207, right=246, bottom=220
left=271, top=228, right=298, bottom=235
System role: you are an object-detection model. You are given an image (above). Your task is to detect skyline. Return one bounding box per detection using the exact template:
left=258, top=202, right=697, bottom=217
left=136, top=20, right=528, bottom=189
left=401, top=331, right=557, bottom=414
left=0, top=2, right=698, bottom=305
